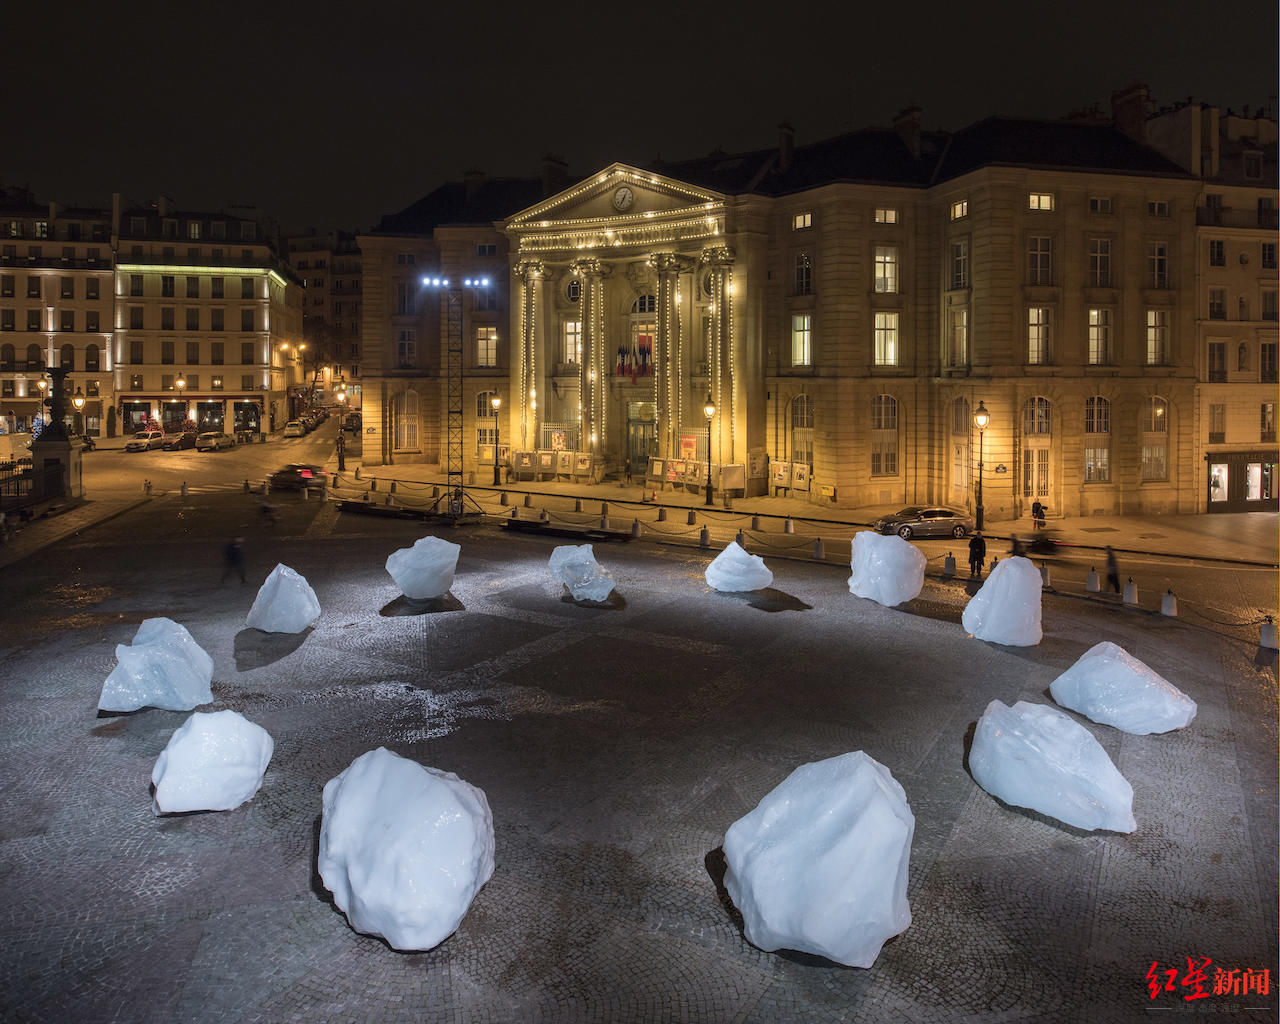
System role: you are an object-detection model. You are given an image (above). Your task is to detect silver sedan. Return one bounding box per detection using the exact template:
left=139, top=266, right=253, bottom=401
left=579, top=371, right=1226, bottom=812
left=873, top=506, right=975, bottom=540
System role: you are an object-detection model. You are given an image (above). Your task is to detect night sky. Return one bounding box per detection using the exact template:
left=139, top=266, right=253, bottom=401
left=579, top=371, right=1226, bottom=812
left=7, top=1, right=1276, bottom=235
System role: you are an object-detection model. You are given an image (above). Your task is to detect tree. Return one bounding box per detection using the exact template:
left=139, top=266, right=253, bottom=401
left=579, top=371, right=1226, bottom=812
left=302, top=315, right=337, bottom=405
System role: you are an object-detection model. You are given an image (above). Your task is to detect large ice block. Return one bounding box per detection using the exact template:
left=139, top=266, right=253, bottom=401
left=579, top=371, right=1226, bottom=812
left=705, top=541, right=773, bottom=592
left=151, top=709, right=274, bottom=814
left=319, top=747, right=495, bottom=951
left=723, top=751, right=914, bottom=968
left=848, top=530, right=926, bottom=607
left=246, top=563, right=321, bottom=634
left=549, top=544, right=615, bottom=602
left=969, top=699, right=1136, bottom=833
left=961, top=555, right=1042, bottom=646
left=1050, top=641, right=1197, bottom=734
left=386, top=536, right=461, bottom=600
left=97, top=617, right=214, bottom=713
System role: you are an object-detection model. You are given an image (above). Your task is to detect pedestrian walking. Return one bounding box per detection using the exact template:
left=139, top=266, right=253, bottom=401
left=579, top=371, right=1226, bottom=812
left=624, top=457, right=633, bottom=484
left=968, top=531, right=986, bottom=578
left=221, top=537, right=246, bottom=584
left=1105, top=546, right=1121, bottom=594
left=1031, top=500, right=1045, bottom=530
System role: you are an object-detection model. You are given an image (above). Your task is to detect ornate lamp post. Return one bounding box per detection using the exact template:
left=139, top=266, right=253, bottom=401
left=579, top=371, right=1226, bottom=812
left=491, top=393, right=502, bottom=486
left=176, top=376, right=186, bottom=431
left=973, top=400, right=990, bottom=531
left=72, top=387, right=86, bottom=435
left=703, top=393, right=716, bottom=506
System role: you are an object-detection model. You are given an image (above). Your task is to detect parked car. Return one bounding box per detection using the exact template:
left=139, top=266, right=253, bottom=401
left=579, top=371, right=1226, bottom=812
left=76, top=434, right=96, bottom=452
left=283, top=420, right=306, bottom=437
left=872, top=506, right=974, bottom=540
left=268, top=463, right=329, bottom=491
left=161, top=431, right=196, bottom=451
left=125, top=430, right=165, bottom=452
left=195, top=431, right=236, bottom=451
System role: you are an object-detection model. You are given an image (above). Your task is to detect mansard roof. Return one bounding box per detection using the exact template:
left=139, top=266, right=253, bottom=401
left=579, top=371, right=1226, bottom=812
left=373, top=178, right=545, bottom=235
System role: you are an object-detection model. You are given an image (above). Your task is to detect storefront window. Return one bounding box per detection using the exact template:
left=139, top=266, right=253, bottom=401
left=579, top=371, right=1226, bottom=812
left=1209, top=463, right=1228, bottom=503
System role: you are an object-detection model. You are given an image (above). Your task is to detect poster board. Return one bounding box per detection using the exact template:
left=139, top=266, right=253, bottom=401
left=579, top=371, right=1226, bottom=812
left=682, top=461, right=706, bottom=486
left=574, top=453, right=593, bottom=476
left=720, top=463, right=746, bottom=491
left=556, top=450, right=574, bottom=475
left=537, top=451, right=555, bottom=473
left=679, top=434, right=699, bottom=460
left=478, top=443, right=495, bottom=465
left=772, top=461, right=792, bottom=488
left=791, top=462, right=810, bottom=491
left=647, top=458, right=664, bottom=481
left=549, top=429, right=567, bottom=451
left=747, top=450, right=768, bottom=479
left=666, top=459, right=686, bottom=482
left=513, top=451, right=535, bottom=479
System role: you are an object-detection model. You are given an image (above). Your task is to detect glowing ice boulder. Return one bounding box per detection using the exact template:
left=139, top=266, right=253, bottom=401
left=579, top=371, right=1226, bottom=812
left=969, top=699, right=1136, bottom=833
left=1050, top=641, right=1197, bottom=735
left=961, top=556, right=1042, bottom=646
left=97, top=617, right=214, bottom=713
left=848, top=530, right=926, bottom=607
left=705, top=541, right=773, bottom=592
left=151, top=709, right=274, bottom=814
left=319, top=747, right=495, bottom=951
left=724, top=751, right=914, bottom=968
left=246, top=563, right=321, bottom=633
left=549, top=544, right=615, bottom=602
left=386, top=535, right=461, bottom=600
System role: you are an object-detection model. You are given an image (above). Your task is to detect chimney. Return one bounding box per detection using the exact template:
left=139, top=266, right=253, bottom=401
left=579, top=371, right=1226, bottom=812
left=48, top=201, right=61, bottom=222
left=894, top=105, right=922, bottom=159
left=156, top=195, right=174, bottom=217
left=777, top=121, right=795, bottom=174
left=463, top=168, right=485, bottom=199
left=111, top=192, right=120, bottom=247
left=541, top=154, right=569, bottom=198
left=1111, top=83, right=1152, bottom=143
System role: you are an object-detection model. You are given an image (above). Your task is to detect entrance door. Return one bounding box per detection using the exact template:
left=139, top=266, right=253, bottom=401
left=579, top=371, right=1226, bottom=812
left=952, top=443, right=969, bottom=500
left=628, top=420, right=654, bottom=475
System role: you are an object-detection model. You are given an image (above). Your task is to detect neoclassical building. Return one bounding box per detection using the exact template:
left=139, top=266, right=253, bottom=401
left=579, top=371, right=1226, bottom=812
left=360, top=99, right=1277, bottom=517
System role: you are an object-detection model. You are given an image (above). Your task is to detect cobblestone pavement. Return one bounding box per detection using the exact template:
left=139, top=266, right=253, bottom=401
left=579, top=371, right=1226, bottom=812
left=0, top=508, right=1275, bottom=1023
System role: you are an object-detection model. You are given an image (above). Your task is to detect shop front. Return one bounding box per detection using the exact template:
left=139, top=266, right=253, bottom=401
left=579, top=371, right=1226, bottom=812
left=1206, top=450, right=1278, bottom=512
left=233, top=400, right=261, bottom=434
left=120, top=401, right=154, bottom=434
left=194, top=401, right=225, bottom=432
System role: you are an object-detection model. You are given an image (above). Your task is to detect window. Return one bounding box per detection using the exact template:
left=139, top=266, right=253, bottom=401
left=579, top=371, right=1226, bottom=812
left=947, top=309, right=968, bottom=366
left=0, top=275, right=11, bottom=297
left=1089, top=197, right=1112, bottom=214
left=130, top=339, right=143, bottom=363
left=1208, top=403, right=1226, bottom=444
left=34, top=221, right=48, bottom=239
left=1209, top=240, right=1225, bottom=267
left=241, top=375, right=254, bottom=390
left=791, top=394, right=814, bottom=467
left=186, top=308, right=199, bottom=330
left=871, top=395, right=898, bottom=475
left=1148, top=201, right=1169, bottom=217
left=1023, top=396, right=1052, bottom=435
left=793, top=252, right=812, bottom=295
left=1207, top=341, right=1226, bottom=380
left=791, top=314, right=811, bottom=366
left=873, top=246, right=898, bottom=293
left=392, top=389, right=418, bottom=449
left=1208, top=288, right=1226, bottom=320
left=0, top=379, right=11, bottom=398
left=952, top=397, right=970, bottom=435
left=1085, top=395, right=1110, bottom=434
left=1238, top=343, right=1250, bottom=372
left=792, top=212, right=811, bottom=230
left=60, top=277, right=74, bottom=299
left=476, top=244, right=497, bottom=257
left=1087, top=238, right=1112, bottom=287
left=57, top=311, right=73, bottom=332
left=1085, top=396, right=1110, bottom=483
left=25, top=343, right=40, bottom=368
left=473, top=289, right=497, bottom=312
left=240, top=309, right=254, bottom=332
left=161, top=275, right=175, bottom=297
left=0, top=310, right=12, bottom=331
left=476, top=391, right=497, bottom=419
left=1262, top=403, right=1276, bottom=443
left=241, top=278, right=254, bottom=299
left=395, top=253, right=416, bottom=265
left=130, top=374, right=143, bottom=391
left=186, top=341, right=200, bottom=364
left=476, top=327, right=498, bottom=367
left=1087, top=309, right=1111, bottom=365
left=161, top=341, right=174, bottom=365
left=396, top=282, right=414, bottom=316
left=86, top=279, right=98, bottom=300
left=86, top=379, right=100, bottom=397
left=187, top=221, right=201, bottom=240
left=1244, top=152, right=1263, bottom=179
left=186, top=276, right=200, bottom=299
left=1263, top=242, right=1277, bottom=269
left=129, top=307, right=144, bottom=330
left=1027, top=307, right=1051, bottom=364
left=1261, top=343, right=1278, bottom=382
left=1146, top=310, right=1169, bottom=364
left=161, top=308, right=175, bottom=331
left=397, top=329, right=416, bottom=367
left=27, top=277, right=41, bottom=299
left=240, top=222, right=256, bottom=241
left=566, top=279, right=582, bottom=302
left=1146, top=243, right=1168, bottom=288
left=874, top=207, right=898, bottom=224
left=27, top=310, right=41, bottom=331
left=1028, top=192, right=1054, bottom=211
left=184, top=374, right=198, bottom=390
left=950, top=239, right=969, bottom=289
left=211, top=277, right=224, bottom=299
left=211, top=342, right=223, bottom=365
left=950, top=199, right=968, bottom=220
left=1028, top=236, right=1051, bottom=285
left=873, top=312, right=898, bottom=366
left=563, top=320, right=582, bottom=364
left=161, top=373, right=175, bottom=392
left=1142, top=397, right=1169, bottom=481
left=241, top=342, right=255, bottom=364
left=163, top=247, right=175, bottom=261
left=58, top=343, right=74, bottom=369
left=1262, top=291, right=1278, bottom=321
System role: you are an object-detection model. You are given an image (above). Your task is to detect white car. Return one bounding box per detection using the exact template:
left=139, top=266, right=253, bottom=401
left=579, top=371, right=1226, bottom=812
left=283, top=420, right=306, bottom=437
left=125, top=430, right=165, bottom=452
left=195, top=431, right=236, bottom=451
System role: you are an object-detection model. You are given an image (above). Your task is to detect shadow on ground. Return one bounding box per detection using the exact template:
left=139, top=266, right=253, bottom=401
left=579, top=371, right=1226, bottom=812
left=234, top=627, right=312, bottom=670
left=379, top=593, right=465, bottom=617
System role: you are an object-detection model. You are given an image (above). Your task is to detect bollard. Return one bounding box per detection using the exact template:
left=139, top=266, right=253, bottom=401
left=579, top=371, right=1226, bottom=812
left=1123, top=577, right=1138, bottom=606
left=354, top=466, right=361, bottom=480
left=385, top=494, right=393, bottom=507
left=1261, top=616, right=1278, bottom=650
left=1039, top=561, right=1051, bottom=589
left=510, top=507, right=518, bottom=519
left=575, top=498, right=583, bottom=513
left=302, top=485, right=309, bottom=501
left=144, top=478, right=152, bottom=496
left=370, top=478, right=377, bottom=491
left=631, top=518, right=641, bottom=539
left=599, top=515, right=609, bottom=530
left=390, top=481, right=397, bottom=493
left=943, top=553, right=956, bottom=577
left=180, top=481, right=188, bottom=498
left=432, top=486, right=440, bottom=498
left=751, top=516, right=761, bottom=531
left=243, top=479, right=250, bottom=493
left=687, top=509, right=697, bottom=526
left=657, top=507, right=667, bottom=522
left=600, top=502, right=609, bottom=517
left=699, top=526, right=710, bottom=548
left=784, top=518, right=795, bottom=534
left=541, top=509, right=550, bottom=522
left=500, top=491, right=509, bottom=506
left=1161, top=589, right=1178, bottom=617
left=524, top=494, right=532, bottom=508
left=735, top=529, right=746, bottom=548
left=1086, top=567, right=1100, bottom=592
left=263, top=480, right=270, bottom=497
left=813, top=537, right=825, bottom=560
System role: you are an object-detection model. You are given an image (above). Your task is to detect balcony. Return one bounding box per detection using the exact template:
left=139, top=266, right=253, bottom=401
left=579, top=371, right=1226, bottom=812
left=1196, top=207, right=1279, bottom=229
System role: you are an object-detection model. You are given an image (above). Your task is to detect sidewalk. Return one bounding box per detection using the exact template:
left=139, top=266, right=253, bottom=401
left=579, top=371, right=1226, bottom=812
left=0, top=495, right=150, bottom=569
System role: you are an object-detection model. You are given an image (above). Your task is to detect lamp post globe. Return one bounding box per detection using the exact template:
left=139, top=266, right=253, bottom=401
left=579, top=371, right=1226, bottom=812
left=703, top=393, right=716, bottom=506
left=972, top=400, right=990, bottom=532
left=490, top=394, right=502, bottom=486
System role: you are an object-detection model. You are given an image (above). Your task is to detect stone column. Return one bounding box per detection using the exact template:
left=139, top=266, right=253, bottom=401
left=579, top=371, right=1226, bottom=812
left=514, top=260, right=544, bottom=450
left=649, top=253, right=681, bottom=458
left=699, top=246, right=736, bottom=465
left=571, top=258, right=606, bottom=457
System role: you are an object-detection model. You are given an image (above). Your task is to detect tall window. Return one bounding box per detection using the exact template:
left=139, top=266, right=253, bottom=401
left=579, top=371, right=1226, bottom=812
left=392, top=389, right=418, bottom=450
left=396, top=282, right=414, bottom=315
left=85, top=344, right=99, bottom=371
left=950, top=239, right=969, bottom=289
left=873, top=246, right=898, bottom=293
left=1208, top=240, right=1226, bottom=266
left=1262, top=403, right=1276, bottom=443
left=186, top=276, right=199, bottom=298
left=397, top=329, right=416, bottom=368
left=476, top=391, right=497, bottom=451
left=1147, top=243, right=1169, bottom=288
left=211, top=277, right=224, bottom=299
left=1263, top=342, right=1279, bottom=382
left=952, top=397, right=970, bottom=435
left=1208, top=403, right=1226, bottom=444
left=240, top=309, right=254, bottom=332
left=1208, top=342, right=1226, bottom=381
left=562, top=320, right=582, bottom=364
left=793, top=252, right=812, bottom=295
left=1141, top=397, right=1168, bottom=481
left=476, top=326, right=498, bottom=367
left=1028, top=236, right=1052, bottom=285
left=129, top=274, right=143, bottom=296
left=947, top=309, right=968, bottom=366
left=1089, top=238, right=1111, bottom=286
left=791, top=314, right=811, bottom=366
left=1263, top=242, right=1277, bottom=269
left=1262, top=291, right=1278, bottom=321
left=1146, top=310, right=1169, bottom=365
left=1084, top=397, right=1110, bottom=483
left=161, top=275, right=175, bottom=297
left=871, top=395, right=898, bottom=475
left=1023, top=397, right=1051, bottom=498
left=1087, top=309, right=1111, bottom=365
left=1208, top=288, right=1226, bottom=319
left=873, top=313, right=898, bottom=366
left=1027, top=307, right=1051, bottom=364
left=791, top=394, right=813, bottom=467
left=1089, top=197, right=1112, bottom=214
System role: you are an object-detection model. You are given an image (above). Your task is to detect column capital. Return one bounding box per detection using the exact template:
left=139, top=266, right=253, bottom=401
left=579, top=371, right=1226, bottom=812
left=698, top=245, right=735, bottom=267
left=569, top=257, right=606, bottom=278
left=515, top=259, right=545, bottom=280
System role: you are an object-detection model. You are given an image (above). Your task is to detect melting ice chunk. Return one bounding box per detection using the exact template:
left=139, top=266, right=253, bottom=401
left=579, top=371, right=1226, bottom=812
left=705, top=541, right=773, bottom=592
left=319, top=747, right=495, bottom=951
left=549, top=544, right=615, bottom=602
left=961, top=556, right=1042, bottom=646
left=848, top=530, right=926, bottom=607
left=386, top=536, right=461, bottom=600
left=1050, top=641, right=1197, bottom=735
left=246, top=563, right=321, bottom=634
left=969, top=699, right=1136, bottom=833
left=152, top=709, right=274, bottom=814
left=98, top=617, right=214, bottom=713
left=723, top=751, right=914, bottom=968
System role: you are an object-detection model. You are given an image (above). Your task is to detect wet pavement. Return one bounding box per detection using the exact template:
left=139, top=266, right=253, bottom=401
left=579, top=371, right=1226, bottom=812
left=0, top=496, right=1276, bottom=1023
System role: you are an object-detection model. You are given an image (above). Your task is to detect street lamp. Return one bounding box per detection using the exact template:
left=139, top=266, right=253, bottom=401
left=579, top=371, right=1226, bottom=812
left=72, top=387, right=85, bottom=435
left=703, top=393, right=716, bottom=506
left=491, top=394, right=502, bottom=486
left=973, top=400, right=990, bottom=531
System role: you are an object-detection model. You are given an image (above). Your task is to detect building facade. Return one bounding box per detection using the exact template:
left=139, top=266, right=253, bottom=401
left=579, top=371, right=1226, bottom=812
left=286, top=230, right=363, bottom=413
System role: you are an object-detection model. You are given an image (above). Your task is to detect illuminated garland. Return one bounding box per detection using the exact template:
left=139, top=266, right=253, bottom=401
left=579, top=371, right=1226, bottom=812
left=508, top=166, right=720, bottom=226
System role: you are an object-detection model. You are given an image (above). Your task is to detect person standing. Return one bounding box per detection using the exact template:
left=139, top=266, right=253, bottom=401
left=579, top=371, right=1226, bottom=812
left=1031, top=499, right=1045, bottom=530
left=221, top=537, right=246, bottom=584
left=968, top=531, right=987, bottom=579
left=1105, top=546, right=1121, bottom=594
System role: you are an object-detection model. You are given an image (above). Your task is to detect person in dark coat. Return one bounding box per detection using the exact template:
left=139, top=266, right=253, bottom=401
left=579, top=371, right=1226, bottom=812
left=968, top=531, right=987, bottom=578
left=1105, top=546, right=1121, bottom=594
left=221, top=537, right=246, bottom=584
